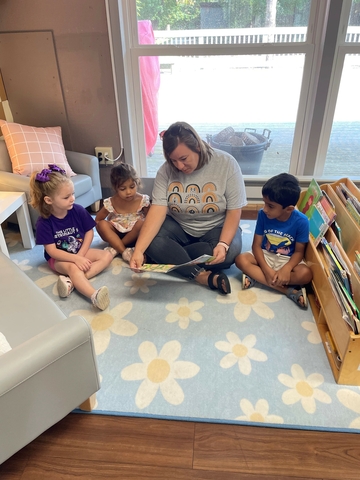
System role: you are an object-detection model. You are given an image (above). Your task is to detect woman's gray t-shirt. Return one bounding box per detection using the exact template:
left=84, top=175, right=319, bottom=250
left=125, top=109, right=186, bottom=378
left=151, top=148, right=247, bottom=237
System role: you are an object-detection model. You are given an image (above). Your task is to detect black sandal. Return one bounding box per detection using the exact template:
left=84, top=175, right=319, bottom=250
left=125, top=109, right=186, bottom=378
left=207, top=272, right=231, bottom=295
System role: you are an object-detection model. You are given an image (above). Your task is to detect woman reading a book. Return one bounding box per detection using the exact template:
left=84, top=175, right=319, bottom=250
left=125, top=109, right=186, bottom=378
left=129, top=121, right=247, bottom=294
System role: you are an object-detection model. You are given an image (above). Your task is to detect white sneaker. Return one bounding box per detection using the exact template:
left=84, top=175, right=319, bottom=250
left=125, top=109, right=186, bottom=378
left=122, top=247, right=134, bottom=263
left=57, top=275, right=74, bottom=298
left=91, top=286, right=110, bottom=310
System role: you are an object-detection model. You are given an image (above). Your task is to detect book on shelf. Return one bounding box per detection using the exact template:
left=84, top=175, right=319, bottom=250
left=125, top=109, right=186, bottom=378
left=320, top=237, right=352, bottom=296
left=137, top=254, right=216, bottom=273
left=328, top=269, right=360, bottom=334
left=346, top=198, right=360, bottom=226
left=298, top=178, right=322, bottom=217
left=331, top=221, right=343, bottom=247
left=336, top=182, right=360, bottom=225
left=354, top=250, right=360, bottom=278
left=299, top=179, right=336, bottom=246
left=309, top=205, right=331, bottom=246
left=319, top=191, right=337, bottom=225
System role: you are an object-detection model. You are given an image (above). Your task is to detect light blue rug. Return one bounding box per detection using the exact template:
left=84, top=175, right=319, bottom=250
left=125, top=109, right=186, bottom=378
left=5, top=220, right=360, bottom=433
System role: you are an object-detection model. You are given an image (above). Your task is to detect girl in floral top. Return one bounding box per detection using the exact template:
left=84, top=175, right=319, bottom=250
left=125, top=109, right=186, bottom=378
left=95, top=163, right=150, bottom=262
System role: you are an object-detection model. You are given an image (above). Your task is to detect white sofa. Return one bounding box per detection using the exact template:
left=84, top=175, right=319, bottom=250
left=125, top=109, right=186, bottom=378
left=0, top=138, right=102, bottom=230
left=0, top=251, right=100, bottom=464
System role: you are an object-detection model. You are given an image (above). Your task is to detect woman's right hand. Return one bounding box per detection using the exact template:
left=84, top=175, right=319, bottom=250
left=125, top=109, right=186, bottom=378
left=130, top=249, right=145, bottom=272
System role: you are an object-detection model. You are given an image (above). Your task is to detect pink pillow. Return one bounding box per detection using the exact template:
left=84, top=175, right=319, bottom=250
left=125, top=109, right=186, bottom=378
left=0, top=120, right=76, bottom=177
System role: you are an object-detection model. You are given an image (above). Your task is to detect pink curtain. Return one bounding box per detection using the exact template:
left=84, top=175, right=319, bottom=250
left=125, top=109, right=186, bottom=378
left=138, top=20, right=160, bottom=156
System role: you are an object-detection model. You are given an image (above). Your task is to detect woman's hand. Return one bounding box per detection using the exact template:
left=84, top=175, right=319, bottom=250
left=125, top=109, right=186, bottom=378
left=207, top=243, right=227, bottom=265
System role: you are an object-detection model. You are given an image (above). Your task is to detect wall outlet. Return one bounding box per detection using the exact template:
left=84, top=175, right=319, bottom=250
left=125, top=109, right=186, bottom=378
left=95, top=146, right=114, bottom=165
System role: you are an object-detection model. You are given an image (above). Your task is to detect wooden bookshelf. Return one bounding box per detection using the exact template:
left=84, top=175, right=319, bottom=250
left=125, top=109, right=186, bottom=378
left=300, top=180, right=360, bottom=385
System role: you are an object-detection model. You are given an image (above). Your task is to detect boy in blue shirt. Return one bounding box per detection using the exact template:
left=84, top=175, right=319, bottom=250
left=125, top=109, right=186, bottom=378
left=235, top=173, right=312, bottom=309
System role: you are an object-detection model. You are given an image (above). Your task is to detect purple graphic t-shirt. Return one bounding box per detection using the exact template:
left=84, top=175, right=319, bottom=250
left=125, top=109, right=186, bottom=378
left=35, top=204, right=96, bottom=261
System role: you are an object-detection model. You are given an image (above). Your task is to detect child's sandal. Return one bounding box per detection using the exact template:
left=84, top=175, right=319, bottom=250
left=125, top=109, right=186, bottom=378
left=91, top=286, right=110, bottom=310
left=286, top=285, right=307, bottom=310
left=57, top=275, right=74, bottom=298
left=242, top=273, right=256, bottom=290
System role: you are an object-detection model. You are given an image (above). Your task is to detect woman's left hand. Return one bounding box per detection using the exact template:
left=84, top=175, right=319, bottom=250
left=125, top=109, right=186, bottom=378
left=207, top=244, right=227, bottom=265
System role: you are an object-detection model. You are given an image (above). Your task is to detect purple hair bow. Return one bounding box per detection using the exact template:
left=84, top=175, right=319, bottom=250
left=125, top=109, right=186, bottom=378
left=48, top=164, right=65, bottom=174
left=35, top=164, right=66, bottom=182
left=35, top=168, right=52, bottom=182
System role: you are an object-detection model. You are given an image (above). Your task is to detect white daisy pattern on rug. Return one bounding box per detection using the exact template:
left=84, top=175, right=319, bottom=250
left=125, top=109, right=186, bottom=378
left=215, top=332, right=267, bottom=375
left=336, top=389, right=360, bottom=429
left=34, top=263, right=60, bottom=294
left=278, top=364, right=331, bottom=414
left=236, top=398, right=284, bottom=424
left=121, top=340, right=200, bottom=409
left=109, top=257, right=124, bottom=275
left=70, top=301, right=138, bottom=355
left=12, top=258, right=32, bottom=271
left=217, top=281, right=282, bottom=322
left=124, top=272, right=157, bottom=294
left=301, top=320, right=322, bottom=344
left=240, top=223, right=252, bottom=234
left=165, top=297, right=204, bottom=329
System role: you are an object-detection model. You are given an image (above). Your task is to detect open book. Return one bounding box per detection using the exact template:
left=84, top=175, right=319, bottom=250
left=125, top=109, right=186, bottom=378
left=138, top=254, right=216, bottom=273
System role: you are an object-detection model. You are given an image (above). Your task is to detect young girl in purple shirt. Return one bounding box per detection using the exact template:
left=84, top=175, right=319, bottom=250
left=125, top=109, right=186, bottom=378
left=30, top=164, right=113, bottom=310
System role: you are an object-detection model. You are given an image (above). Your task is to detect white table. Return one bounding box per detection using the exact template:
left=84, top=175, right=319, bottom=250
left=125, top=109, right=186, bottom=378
left=0, top=192, right=35, bottom=257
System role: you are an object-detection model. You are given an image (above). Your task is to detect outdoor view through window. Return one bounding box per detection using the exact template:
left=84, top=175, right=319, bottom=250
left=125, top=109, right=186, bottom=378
left=132, top=0, right=360, bottom=179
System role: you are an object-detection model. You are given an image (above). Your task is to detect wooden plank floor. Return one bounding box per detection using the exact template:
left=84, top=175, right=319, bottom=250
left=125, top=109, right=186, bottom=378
left=2, top=413, right=360, bottom=479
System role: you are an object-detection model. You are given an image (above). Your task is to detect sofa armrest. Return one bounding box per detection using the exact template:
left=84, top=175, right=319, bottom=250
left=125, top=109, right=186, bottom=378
left=66, top=150, right=100, bottom=183
left=0, top=315, right=99, bottom=393
left=65, top=150, right=102, bottom=203
left=0, top=171, right=31, bottom=197
left=0, top=315, right=100, bottom=464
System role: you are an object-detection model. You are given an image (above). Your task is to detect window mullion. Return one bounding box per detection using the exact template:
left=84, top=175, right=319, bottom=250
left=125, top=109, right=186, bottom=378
left=291, top=0, right=329, bottom=175
left=304, top=0, right=352, bottom=176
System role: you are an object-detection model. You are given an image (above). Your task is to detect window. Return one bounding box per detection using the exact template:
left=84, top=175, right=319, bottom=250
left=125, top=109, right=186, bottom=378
left=110, top=0, right=360, bottom=185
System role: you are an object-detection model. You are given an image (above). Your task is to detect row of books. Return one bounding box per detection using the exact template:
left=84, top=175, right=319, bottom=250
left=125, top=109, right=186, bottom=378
left=320, top=237, right=360, bottom=334
left=298, top=178, right=337, bottom=246
left=299, top=179, right=360, bottom=334
left=335, top=182, right=360, bottom=227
